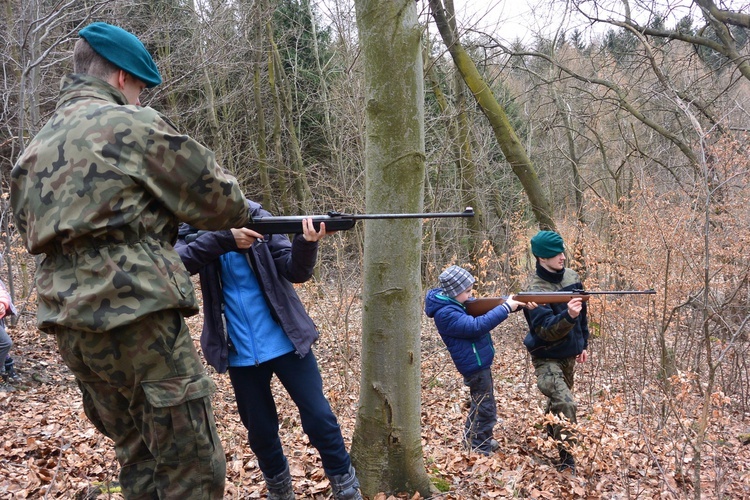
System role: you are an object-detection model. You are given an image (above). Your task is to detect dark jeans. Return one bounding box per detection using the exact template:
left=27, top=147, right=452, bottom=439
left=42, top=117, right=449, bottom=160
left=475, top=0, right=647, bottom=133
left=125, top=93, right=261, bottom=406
left=228, top=350, right=351, bottom=478
left=0, top=321, right=12, bottom=372
left=463, top=368, right=497, bottom=452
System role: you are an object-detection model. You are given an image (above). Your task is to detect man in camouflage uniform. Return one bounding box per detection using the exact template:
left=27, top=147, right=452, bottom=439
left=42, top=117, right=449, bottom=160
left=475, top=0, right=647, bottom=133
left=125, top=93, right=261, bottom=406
left=11, top=22, right=249, bottom=499
left=522, top=231, right=589, bottom=474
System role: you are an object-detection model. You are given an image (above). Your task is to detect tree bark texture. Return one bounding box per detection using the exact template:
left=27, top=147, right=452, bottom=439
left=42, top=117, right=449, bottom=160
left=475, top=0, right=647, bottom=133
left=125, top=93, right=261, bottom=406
left=351, top=0, right=434, bottom=497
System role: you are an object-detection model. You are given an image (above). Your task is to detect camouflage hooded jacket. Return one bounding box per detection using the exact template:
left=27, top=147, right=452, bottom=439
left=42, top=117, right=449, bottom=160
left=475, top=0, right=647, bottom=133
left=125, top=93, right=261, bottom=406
left=11, top=74, right=249, bottom=333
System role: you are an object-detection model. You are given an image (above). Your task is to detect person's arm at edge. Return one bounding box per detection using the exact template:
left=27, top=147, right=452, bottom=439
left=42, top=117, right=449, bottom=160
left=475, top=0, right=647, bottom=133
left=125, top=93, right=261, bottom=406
left=175, top=228, right=238, bottom=275
left=270, top=218, right=323, bottom=283
left=134, top=108, right=250, bottom=230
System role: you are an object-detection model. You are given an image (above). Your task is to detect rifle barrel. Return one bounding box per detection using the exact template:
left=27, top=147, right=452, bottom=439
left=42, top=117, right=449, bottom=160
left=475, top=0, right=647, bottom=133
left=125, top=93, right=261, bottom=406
left=246, top=208, right=474, bottom=235
left=513, top=289, right=655, bottom=303
left=249, top=208, right=474, bottom=224
left=343, top=208, right=475, bottom=220
left=465, top=290, right=656, bottom=316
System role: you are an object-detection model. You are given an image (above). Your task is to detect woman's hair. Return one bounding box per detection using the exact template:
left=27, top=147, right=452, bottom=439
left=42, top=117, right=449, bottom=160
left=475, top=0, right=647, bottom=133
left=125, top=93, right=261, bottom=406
left=73, top=38, right=119, bottom=81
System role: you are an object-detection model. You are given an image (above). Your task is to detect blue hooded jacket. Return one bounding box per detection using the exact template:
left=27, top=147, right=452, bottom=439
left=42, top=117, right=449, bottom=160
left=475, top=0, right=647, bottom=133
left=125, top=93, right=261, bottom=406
left=424, top=288, right=512, bottom=376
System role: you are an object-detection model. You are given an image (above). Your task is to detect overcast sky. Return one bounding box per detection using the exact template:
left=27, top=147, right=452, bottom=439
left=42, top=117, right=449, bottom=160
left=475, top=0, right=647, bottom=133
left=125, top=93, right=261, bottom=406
left=317, top=0, right=749, bottom=45
left=446, top=0, right=740, bottom=44
left=450, top=0, right=541, bottom=42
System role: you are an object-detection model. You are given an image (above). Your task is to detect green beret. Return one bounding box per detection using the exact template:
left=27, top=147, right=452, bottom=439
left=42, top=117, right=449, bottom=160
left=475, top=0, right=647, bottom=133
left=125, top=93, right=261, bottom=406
left=530, top=230, right=565, bottom=258
left=79, top=22, right=162, bottom=88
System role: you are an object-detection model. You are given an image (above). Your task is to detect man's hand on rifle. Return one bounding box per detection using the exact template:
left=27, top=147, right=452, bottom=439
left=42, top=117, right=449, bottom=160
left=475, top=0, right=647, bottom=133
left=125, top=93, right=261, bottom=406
left=505, top=298, right=538, bottom=312
left=302, top=217, right=327, bottom=242
left=567, top=297, right=583, bottom=318
left=231, top=227, right=263, bottom=249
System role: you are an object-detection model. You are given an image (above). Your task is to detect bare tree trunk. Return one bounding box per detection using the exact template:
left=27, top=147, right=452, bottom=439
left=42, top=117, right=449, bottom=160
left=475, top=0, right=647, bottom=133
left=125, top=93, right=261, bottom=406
left=305, top=0, right=336, bottom=160
left=551, top=87, right=588, bottom=277
left=185, top=0, right=222, bottom=162
left=428, top=0, right=555, bottom=230
left=423, top=35, right=480, bottom=268
left=443, top=1, right=481, bottom=264
left=251, top=8, right=272, bottom=208
left=453, top=48, right=482, bottom=268
left=269, top=27, right=313, bottom=211
left=253, top=60, right=273, bottom=208
left=350, top=0, right=434, bottom=496
left=268, top=25, right=292, bottom=216
left=422, top=46, right=449, bottom=266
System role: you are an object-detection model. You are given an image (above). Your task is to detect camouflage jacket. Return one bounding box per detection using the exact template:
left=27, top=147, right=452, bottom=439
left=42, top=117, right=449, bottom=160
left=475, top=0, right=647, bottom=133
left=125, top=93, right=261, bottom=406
left=522, top=265, right=590, bottom=359
left=11, top=74, right=249, bottom=333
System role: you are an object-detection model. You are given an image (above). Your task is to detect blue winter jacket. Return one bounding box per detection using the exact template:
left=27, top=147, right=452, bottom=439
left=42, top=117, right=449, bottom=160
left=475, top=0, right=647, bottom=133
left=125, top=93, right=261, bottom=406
left=175, top=200, right=319, bottom=373
left=424, top=288, right=512, bottom=376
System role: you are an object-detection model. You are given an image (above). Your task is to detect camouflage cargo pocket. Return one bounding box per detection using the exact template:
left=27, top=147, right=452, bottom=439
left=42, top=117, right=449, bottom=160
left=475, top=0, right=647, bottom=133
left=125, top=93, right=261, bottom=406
left=141, top=374, right=220, bottom=462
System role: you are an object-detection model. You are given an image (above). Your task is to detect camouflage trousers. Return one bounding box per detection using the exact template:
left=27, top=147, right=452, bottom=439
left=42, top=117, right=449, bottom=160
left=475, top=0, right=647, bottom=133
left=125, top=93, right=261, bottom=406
left=54, top=309, right=226, bottom=499
left=532, top=356, right=578, bottom=446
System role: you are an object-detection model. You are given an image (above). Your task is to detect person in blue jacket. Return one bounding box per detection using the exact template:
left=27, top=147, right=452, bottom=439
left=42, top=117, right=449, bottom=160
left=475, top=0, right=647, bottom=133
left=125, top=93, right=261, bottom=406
left=175, top=200, right=361, bottom=500
left=0, top=278, right=18, bottom=384
left=522, top=230, right=589, bottom=474
left=424, top=265, right=528, bottom=455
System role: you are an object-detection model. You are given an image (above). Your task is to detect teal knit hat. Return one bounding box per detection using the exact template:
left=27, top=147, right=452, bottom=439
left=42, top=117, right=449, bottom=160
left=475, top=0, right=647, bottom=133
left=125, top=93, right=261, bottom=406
left=79, top=22, right=162, bottom=88
left=530, top=231, right=565, bottom=258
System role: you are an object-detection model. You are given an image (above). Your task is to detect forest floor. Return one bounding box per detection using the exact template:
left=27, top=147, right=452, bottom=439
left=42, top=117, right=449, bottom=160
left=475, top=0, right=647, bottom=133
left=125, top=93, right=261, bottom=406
left=1, top=283, right=749, bottom=499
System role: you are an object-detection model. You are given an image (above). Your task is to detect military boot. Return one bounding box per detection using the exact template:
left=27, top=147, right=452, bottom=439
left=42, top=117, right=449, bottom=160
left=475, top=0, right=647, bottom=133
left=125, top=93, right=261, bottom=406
left=557, top=447, right=576, bottom=474
left=263, top=462, right=295, bottom=500
left=328, top=465, right=362, bottom=500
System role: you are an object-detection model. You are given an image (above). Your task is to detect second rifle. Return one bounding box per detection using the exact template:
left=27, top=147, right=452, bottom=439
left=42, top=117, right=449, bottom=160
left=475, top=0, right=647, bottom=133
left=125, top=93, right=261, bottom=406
left=464, top=289, right=656, bottom=317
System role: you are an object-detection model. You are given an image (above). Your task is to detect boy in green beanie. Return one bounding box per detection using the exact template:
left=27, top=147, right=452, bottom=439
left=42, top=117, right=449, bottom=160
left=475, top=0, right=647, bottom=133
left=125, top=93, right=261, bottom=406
left=522, top=231, right=589, bottom=474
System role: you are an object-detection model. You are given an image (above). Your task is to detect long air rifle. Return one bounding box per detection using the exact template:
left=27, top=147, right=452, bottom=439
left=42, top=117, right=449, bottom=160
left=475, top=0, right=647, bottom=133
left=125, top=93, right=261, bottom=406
left=184, top=207, right=474, bottom=242
left=464, top=289, right=656, bottom=317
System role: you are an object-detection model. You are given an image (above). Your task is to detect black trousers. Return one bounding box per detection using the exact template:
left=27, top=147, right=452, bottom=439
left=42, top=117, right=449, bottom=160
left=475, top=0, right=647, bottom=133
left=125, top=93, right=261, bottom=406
left=228, top=350, right=351, bottom=478
left=463, top=368, right=497, bottom=452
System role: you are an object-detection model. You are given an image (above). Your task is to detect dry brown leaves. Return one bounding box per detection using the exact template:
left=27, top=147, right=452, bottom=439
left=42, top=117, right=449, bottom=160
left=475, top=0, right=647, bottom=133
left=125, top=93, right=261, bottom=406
left=1, top=285, right=749, bottom=499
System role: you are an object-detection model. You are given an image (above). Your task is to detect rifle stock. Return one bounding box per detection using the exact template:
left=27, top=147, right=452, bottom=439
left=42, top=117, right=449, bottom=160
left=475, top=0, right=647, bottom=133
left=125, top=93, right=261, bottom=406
left=464, top=289, right=655, bottom=317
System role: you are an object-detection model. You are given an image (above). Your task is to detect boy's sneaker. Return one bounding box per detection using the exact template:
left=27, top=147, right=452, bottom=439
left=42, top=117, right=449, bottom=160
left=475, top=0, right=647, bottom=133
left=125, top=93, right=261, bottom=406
left=2, top=367, right=19, bottom=383
left=490, top=439, right=500, bottom=452
left=467, top=438, right=499, bottom=456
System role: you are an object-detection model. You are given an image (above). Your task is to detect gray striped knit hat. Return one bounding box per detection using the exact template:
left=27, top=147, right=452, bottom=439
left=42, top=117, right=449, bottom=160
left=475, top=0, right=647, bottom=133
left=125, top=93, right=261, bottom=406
left=438, top=265, right=475, bottom=298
